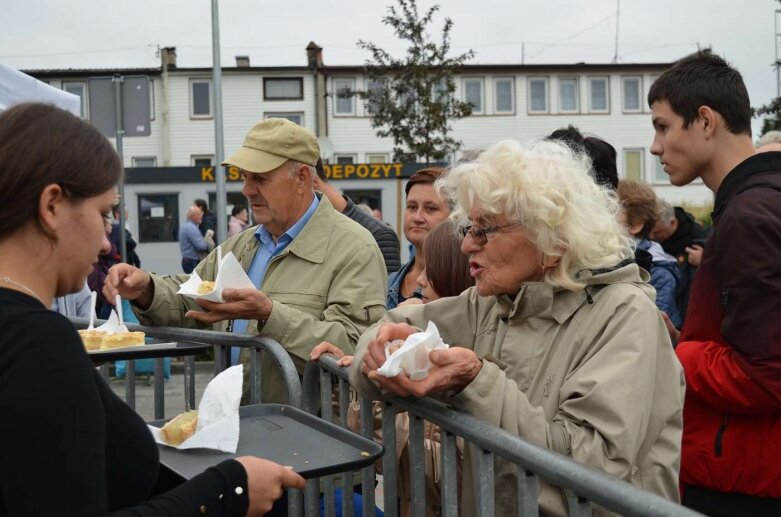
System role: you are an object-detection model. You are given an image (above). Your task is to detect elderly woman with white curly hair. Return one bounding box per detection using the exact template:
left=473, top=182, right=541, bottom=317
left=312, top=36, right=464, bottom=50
left=349, top=139, right=685, bottom=515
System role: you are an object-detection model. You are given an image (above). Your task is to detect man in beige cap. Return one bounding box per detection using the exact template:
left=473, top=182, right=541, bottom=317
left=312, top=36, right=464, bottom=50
left=105, top=118, right=387, bottom=402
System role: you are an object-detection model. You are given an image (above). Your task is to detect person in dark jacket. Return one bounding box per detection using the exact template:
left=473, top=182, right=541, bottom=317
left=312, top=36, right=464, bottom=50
left=617, top=180, right=682, bottom=328
left=110, top=203, right=141, bottom=267
left=194, top=198, right=218, bottom=242
left=650, top=201, right=708, bottom=325
left=649, top=49, right=781, bottom=515
left=314, top=158, right=401, bottom=273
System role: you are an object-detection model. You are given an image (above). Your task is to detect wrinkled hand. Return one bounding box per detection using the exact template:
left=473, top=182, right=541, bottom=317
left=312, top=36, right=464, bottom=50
left=685, top=245, right=703, bottom=267
left=235, top=457, right=305, bottom=516
left=185, top=288, right=273, bottom=324
left=660, top=311, right=680, bottom=345
left=367, top=347, right=483, bottom=398
left=360, top=322, right=419, bottom=375
left=310, top=342, right=353, bottom=367
left=103, top=263, right=153, bottom=309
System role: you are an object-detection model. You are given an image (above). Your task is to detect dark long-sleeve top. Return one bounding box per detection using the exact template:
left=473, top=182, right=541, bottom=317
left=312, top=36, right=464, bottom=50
left=341, top=196, right=401, bottom=273
left=0, top=288, right=249, bottom=516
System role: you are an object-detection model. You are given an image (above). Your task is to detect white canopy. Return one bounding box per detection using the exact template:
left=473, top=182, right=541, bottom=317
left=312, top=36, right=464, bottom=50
left=0, top=63, right=80, bottom=115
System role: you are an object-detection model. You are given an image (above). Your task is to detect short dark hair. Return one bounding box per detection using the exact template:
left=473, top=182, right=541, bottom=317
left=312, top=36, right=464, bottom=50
left=231, top=205, right=246, bottom=216
left=0, top=103, right=122, bottom=240
left=405, top=166, right=445, bottom=196
left=194, top=198, right=209, bottom=214
left=423, top=220, right=474, bottom=298
left=547, top=126, right=618, bottom=190
left=648, top=49, right=752, bottom=136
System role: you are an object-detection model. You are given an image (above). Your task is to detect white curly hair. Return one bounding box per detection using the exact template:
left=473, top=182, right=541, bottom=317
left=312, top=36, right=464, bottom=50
left=437, top=139, right=635, bottom=291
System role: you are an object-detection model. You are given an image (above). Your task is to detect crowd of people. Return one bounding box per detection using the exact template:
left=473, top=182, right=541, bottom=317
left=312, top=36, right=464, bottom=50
left=1, top=48, right=780, bottom=516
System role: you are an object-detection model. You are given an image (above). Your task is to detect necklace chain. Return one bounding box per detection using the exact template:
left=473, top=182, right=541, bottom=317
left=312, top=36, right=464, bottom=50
left=0, top=276, right=44, bottom=305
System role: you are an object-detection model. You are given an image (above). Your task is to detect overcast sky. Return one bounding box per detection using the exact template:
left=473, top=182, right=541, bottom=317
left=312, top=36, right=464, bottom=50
left=1, top=0, right=777, bottom=135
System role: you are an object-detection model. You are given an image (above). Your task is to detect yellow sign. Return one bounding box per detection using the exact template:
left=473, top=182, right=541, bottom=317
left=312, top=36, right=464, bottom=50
left=200, top=166, right=243, bottom=182
left=325, top=163, right=403, bottom=180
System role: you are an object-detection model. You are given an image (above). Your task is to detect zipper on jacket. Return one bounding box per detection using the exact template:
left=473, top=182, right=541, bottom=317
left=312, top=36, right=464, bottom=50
left=714, top=413, right=730, bottom=457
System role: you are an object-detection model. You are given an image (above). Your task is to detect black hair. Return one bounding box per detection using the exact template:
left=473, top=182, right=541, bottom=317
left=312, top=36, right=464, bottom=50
left=547, top=125, right=618, bottom=190
left=0, top=103, right=122, bottom=239
left=648, top=49, right=752, bottom=136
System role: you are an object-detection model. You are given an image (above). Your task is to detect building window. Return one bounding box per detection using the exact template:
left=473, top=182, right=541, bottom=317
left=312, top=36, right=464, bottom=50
left=208, top=192, right=250, bottom=219
left=622, top=76, right=642, bottom=112
left=138, top=193, right=179, bottom=243
left=191, top=155, right=214, bottom=167
left=148, top=79, right=156, bottom=121
left=558, top=77, right=579, bottom=113
left=494, top=78, right=514, bottom=114
left=588, top=77, right=609, bottom=113
left=62, top=81, right=88, bottom=118
left=367, top=153, right=389, bottom=163
left=622, top=149, right=644, bottom=181
left=263, top=112, right=304, bottom=125
left=432, top=78, right=449, bottom=104
left=263, top=77, right=304, bottom=100
left=463, top=78, right=484, bottom=114
left=334, top=155, right=356, bottom=165
left=365, top=79, right=383, bottom=115
left=653, top=155, right=668, bottom=184
left=333, top=78, right=355, bottom=116
left=131, top=157, right=157, bottom=168
left=190, top=79, right=212, bottom=118
left=528, top=77, right=549, bottom=113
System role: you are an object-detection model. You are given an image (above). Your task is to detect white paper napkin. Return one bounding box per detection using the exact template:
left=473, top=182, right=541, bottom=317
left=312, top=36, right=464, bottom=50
left=95, top=309, right=120, bottom=333
left=148, top=364, right=243, bottom=452
left=178, top=250, right=255, bottom=303
left=377, top=321, right=449, bottom=380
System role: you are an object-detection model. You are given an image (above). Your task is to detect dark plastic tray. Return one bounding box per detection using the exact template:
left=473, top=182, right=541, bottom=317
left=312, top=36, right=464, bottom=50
left=150, top=404, right=384, bottom=480
left=88, top=341, right=210, bottom=363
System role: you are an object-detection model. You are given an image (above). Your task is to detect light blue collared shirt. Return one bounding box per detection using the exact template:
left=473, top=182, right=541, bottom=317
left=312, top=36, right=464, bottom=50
left=231, top=195, right=319, bottom=364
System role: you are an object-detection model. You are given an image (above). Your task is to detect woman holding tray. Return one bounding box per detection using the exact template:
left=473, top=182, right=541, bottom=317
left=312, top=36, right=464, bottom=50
left=0, top=102, right=304, bottom=516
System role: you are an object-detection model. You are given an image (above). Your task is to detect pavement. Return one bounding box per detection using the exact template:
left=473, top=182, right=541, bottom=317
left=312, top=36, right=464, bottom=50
left=106, top=359, right=215, bottom=422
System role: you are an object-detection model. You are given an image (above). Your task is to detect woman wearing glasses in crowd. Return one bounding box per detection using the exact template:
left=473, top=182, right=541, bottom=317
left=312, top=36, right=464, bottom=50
left=349, top=139, right=685, bottom=515
left=386, top=167, right=451, bottom=309
left=0, top=103, right=304, bottom=516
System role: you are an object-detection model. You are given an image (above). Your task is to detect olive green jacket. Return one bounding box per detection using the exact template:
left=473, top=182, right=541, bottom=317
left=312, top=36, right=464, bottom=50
left=350, top=263, right=684, bottom=516
left=136, top=195, right=387, bottom=403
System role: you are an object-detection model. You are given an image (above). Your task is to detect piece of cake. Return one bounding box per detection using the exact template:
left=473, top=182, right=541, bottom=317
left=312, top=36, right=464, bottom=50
left=197, top=280, right=216, bottom=294
left=78, top=329, right=106, bottom=351
left=100, top=331, right=146, bottom=350
left=161, top=410, right=199, bottom=445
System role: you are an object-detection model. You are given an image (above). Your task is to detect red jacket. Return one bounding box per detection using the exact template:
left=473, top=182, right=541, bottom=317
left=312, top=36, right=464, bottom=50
left=677, top=152, right=781, bottom=497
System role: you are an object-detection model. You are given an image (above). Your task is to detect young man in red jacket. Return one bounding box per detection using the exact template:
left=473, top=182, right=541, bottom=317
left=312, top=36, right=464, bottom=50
left=649, top=49, right=781, bottom=515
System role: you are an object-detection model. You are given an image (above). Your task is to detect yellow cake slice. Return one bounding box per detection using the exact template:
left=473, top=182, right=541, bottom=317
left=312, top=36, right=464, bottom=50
left=161, top=410, right=199, bottom=445
left=197, top=280, right=216, bottom=294
left=100, top=331, right=146, bottom=350
left=78, top=329, right=106, bottom=351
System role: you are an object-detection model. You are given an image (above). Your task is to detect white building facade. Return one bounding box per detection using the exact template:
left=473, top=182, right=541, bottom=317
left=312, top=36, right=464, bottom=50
left=27, top=45, right=711, bottom=274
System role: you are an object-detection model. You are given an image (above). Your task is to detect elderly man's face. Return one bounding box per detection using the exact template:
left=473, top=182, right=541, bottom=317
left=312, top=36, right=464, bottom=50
left=241, top=162, right=311, bottom=239
left=461, top=206, right=543, bottom=297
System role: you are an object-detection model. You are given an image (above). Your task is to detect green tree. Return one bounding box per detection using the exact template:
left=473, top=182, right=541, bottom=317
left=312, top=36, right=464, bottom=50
left=756, top=0, right=781, bottom=135
left=344, top=0, right=474, bottom=164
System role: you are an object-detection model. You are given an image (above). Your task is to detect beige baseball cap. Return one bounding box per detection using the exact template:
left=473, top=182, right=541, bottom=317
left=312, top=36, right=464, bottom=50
left=221, top=118, right=319, bottom=173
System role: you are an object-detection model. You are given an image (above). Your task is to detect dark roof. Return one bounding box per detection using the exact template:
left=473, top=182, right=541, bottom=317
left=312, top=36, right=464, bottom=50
left=23, top=61, right=672, bottom=78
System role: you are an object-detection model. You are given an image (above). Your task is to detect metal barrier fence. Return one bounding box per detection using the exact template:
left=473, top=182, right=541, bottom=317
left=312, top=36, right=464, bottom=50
left=302, top=354, right=702, bottom=517
left=70, top=318, right=302, bottom=416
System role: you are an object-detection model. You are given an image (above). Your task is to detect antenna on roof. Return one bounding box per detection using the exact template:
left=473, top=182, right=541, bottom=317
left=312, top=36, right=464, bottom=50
left=612, top=0, right=620, bottom=64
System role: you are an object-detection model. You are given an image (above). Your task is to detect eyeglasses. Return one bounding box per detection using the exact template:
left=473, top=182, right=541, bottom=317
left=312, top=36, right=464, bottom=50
left=458, top=222, right=522, bottom=246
